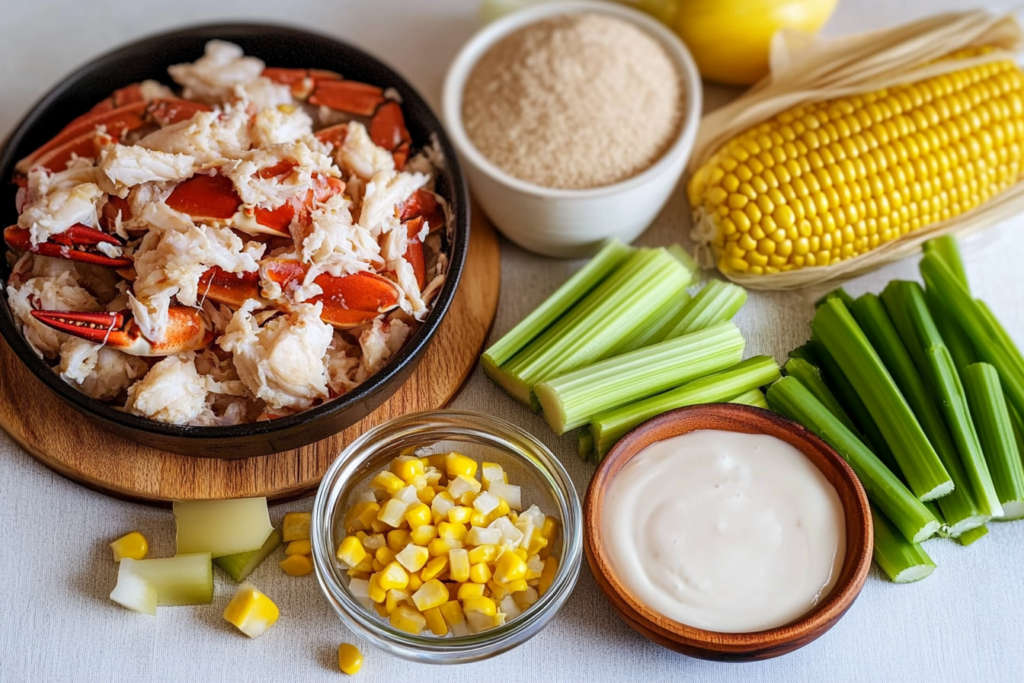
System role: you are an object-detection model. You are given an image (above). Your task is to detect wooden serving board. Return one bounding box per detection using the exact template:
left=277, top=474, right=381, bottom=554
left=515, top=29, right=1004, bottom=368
left=0, top=211, right=500, bottom=506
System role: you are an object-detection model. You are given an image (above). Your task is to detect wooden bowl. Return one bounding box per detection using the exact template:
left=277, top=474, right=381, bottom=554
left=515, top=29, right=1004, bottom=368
left=584, top=403, right=872, bottom=661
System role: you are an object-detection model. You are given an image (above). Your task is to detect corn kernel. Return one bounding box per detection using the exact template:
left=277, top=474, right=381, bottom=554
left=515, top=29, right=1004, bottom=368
left=338, top=643, right=363, bottom=675
left=445, top=452, right=478, bottom=479
left=494, top=551, right=527, bottom=584
left=527, top=535, right=548, bottom=556
left=417, top=486, right=437, bottom=504
left=372, top=601, right=389, bottom=617
left=395, top=544, right=429, bottom=573
left=431, top=491, right=455, bottom=518
left=462, top=596, right=497, bottom=617
left=371, top=559, right=386, bottom=573
left=337, top=536, right=368, bottom=568
left=487, top=580, right=510, bottom=601
left=438, top=521, right=467, bottom=542
left=386, top=529, right=410, bottom=552
left=538, top=557, right=558, bottom=596
left=481, top=462, right=506, bottom=488
left=427, top=538, right=451, bottom=557
left=282, top=512, right=311, bottom=542
left=285, top=539, right=312, bottom=556
left=504, top=578, right=529, bottom=594
left=412, top=578, right=450, bottom=611
left=514, top=548, right=529, bottom=561
left=410, top=524, right=438, bottom=546
left=370, top=471, right=405, bottom=495
left=439, top=600, right=466, bottom=628
left=370, top=518, right=391, bottom=534
left=449, top=548, right=470, bottom=583
left=375, top=546, right=396, bottom=566
left=348, top=569, right=371, bottom=580
left=469, top=511, right=489, bottom=527
left=447, top=506, right=473, bottom=524
left=448, top=474, right=481, bottom=498
left=407, top=571, right=423, bottom=592
left=377, top=499, right=408, bottom=528
left=110, top=532, right=148, bottom=562
left=513, top=586, right=539, bottom=610
left=424, top=453, right=447, bottom=470
left=467, top=544, right=500, bottom=565
left=223, top=585, right=279, bottom=638
left=391, top=455, right=425, bottom=483
left=368, top=573, right=386, bottom=603
left=541, top=516, right=559, bottom=542
left=378, top=561, right=409, bottom=591
left=469, top=563, right=492, bottom=584
left=424, top=607, right=449, bottom=636
left=457, top=582, right=485, bottom=600
left=347, top=501, right=380, bottom=530
left=279, top=553, right=313, bottom=576
left=386, top=588, right=410, bottom=614
left=390, top=605, right=427, bottom=634
left=421, top=555, right=448, bottom=581
left=458, top=491, right=478, bottom=506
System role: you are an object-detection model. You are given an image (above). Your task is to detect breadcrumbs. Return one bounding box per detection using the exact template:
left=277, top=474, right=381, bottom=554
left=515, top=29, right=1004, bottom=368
left=462, top=12, right=683, bottom=190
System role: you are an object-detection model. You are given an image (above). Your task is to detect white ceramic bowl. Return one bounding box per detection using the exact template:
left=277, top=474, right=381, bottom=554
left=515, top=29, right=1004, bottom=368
left=443, top=0, right=703, bottom=258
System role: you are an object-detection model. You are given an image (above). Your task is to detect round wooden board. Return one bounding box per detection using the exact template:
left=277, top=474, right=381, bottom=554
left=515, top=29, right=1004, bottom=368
left=0, top=209, right=500, bottom=506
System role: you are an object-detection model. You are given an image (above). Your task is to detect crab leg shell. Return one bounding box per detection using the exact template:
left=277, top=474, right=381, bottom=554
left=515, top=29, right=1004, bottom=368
left=262, top=67, right=341, bottom=100
left=369, top=100, right=411, bottom=170
left=4, top=224, right=132, bottom=268
left=399, top=190, right=446, bottom=233
left=402, top=217, right=427, bottom=291
left=147, top=98, right=213, bottom=126
left=308, top=80, right=386, bottom=117
left=198, top=267, right=261, bottom=309
left=30, top=307, right=213, bottom=357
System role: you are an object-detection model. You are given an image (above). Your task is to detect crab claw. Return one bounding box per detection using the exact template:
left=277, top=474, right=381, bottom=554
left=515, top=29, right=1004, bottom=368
left=198, top=267, right=261, bottom=308
left=369, top=101, right=411, bottom=170
left=4, top=224, right=132, bottom=268
left=30, top=307, right=213, bottom=357
left=261, top=258, right=401, bottom=329
left=399, top=190, right=446, bottom=233
left=262, top=67, right=342, bottom=100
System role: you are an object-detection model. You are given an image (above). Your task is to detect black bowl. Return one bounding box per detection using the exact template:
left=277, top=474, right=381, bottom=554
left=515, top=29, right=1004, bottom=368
left=0, top=23, right=470, bottom=458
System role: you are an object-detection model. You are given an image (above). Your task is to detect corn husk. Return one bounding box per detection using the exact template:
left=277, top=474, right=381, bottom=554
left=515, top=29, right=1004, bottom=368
left=689, top=11, right=1024, bottom=290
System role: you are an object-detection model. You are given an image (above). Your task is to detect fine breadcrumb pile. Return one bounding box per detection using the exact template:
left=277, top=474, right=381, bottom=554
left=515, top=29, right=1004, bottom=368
left=461, top=13, right=683, bottom=189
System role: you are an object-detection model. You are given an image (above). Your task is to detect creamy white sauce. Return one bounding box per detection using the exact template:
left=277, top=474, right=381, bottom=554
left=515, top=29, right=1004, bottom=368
left=602, top=429, right=845, bottom=633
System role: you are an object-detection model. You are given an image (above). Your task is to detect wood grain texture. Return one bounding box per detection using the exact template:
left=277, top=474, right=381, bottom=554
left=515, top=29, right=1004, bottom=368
left=0, top=210, right=500, bottom=505
left=584, top=403, right=873, bottom=662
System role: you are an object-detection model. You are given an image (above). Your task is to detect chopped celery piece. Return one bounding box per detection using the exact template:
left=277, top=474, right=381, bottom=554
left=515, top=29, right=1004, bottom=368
left=577, top=430, right=594, bottom=461
left=729, top=388, right=769, bottom=409
left=592, top=356, right=781, bottom=458
left=870, top=505, right=936, bottom=583
left=925, top=288, right=978, bottom=372
left=126, top=553, right=214, bottom=606
left=814, top=287, right=855, bottom=310
left=214, top=530, right=282, bottom=582
left=766, top=376, right=940, bottom=543
left=962, top=363, right=1024, bottom=520
left=784, top=358, right=861, bottom=437
left=174, top=498, right=274, bottom=558
left=922, top=235, right=969, bottom=287
left=920, top=253, right=1024, bottom=423
left=500, top=248, right=691, bottom=407
left=812, top=298, right=952, bottom=501
left=881, top=281, right=1002, bottom=517
left=536, top=322, right=745, bottom=434
left=957, top=524, right=989, bottom=546
left=110, top=561, right=158, bottom=615
left=851, top=293, right=987, bottom=536
left=666, top=243, right=699, bottom=273
left=663, top=280, right=747, bottom=339
left=609, top=292, right=691, bottom=356
left=483, top=240, right=633, bottom=369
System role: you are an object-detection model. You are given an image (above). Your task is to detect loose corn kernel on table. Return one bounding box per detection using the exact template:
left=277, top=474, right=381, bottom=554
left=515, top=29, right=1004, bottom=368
left=1, top=0, right=1023, bottom=681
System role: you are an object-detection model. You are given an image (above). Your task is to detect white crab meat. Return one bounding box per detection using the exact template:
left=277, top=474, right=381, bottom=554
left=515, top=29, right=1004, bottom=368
left=380, top=224, right=426, bottom=317
left=221, top=141, right=335, bottom=210
left=6, top=273, right=101, bottom=358
left=58, top=337, right=149, bottom=400
left=17, top=182, right=105, bottom=245
left=325, top=332, right=361, bottom=395
left=340, top=122, right=394, bottom=180
left=357, top=169, right=428, bottom=237
left=138, top=106, right=252, bottom=164
left=250, top=104, right=314, bottom=148
left=168, top=40, right=265, bottom=104
left=290, top=193, right=381, bottom=276
left=24, top=157, right=100, bottom=207
left=235, top=77, right=295, bottom=112
left=97, top=145, right=196, bottom=197
left=356, top=318, right=410, bottom=382
left=130, top=223, right=265, bottom=342
left=219, top=300, right=334, bottom=411
left=124, top=353, right=210, bottom=425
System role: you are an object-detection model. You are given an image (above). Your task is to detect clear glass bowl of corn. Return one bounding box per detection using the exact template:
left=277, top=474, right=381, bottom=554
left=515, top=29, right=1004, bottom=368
left=311, top=410, right=583, bottom=663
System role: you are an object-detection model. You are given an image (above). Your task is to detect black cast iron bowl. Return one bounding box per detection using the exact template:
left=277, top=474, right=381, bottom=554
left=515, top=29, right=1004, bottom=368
left=0, top=24, right=470, bottom=458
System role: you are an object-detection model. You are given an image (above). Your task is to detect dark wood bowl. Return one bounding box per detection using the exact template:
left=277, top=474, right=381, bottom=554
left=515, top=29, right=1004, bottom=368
left=0, top=24, right=469, bottom=458
left=584, top=403, right=872, bottom=662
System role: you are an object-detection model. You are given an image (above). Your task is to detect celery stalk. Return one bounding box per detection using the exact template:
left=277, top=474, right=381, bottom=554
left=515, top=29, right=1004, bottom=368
left=812, top=298, right=953, bottom=501
left=920, top=253, right=1024, bottom=423
left=958, top=525, right=989, bottom=546
left=110, top=562, right=158, bottom=615
left=922, top=235, right=969, bottom=287
left=591, top=356, right=781, bottom=458
left=499, top=248, right=691, bottom=407
left=851, top=293, right=987, bottom=536
left=962, top=363, right=1024, bottom=519
left=870, top=504, right=936, bottom=583
left=482, top=240, right=633, bottom=368
left=767, top=376, right=940, bottom=543
left=213, top=530, right=282, bottom=582
left=609, top=293, right=691, bottom=356
left=663, top=280, right=747, bottom=339
left=814, top=287, right=855, bottom=310
left=535, top=322, right=745, bottom=434
left=577, top=430, right=594, bottom=462
left=125, top=553, right=214, bottom=606
left=784, top=358, right=861, bottom=437
left=174, top=498, right=274, bottom=558
left=881, top=281, right=1003, bottom=517
left=729, top=388, right=769, bottom=410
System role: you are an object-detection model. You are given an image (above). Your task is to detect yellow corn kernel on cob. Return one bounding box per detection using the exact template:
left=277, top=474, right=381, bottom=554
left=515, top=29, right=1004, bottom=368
left=338, top=643, right=363, bottom=675
left=688, top=50, right=1024, bottom=277
left=223, top=585, right=279, bottom=638
left=110, top=532, right=149, bottom=562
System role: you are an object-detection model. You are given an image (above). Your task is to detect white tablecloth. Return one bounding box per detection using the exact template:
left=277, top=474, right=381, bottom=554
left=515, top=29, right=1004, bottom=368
left=2, top=1, right=1022, bottom=681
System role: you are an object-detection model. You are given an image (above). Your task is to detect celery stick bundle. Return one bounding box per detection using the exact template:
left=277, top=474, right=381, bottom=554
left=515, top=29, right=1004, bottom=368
left=483, top=240, right=775, bottom=460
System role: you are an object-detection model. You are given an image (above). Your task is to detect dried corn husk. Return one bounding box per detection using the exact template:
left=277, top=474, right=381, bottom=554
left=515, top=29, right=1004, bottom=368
left=689, top=11, right=1024, bottom=290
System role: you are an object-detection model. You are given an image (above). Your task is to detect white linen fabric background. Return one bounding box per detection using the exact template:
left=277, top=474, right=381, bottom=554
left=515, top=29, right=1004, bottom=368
left=0, top=1, right=1022, bottom=681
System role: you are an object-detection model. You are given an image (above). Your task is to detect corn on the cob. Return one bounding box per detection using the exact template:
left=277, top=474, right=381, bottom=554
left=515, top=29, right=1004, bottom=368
left=689, top=50, right=1024, bottom=277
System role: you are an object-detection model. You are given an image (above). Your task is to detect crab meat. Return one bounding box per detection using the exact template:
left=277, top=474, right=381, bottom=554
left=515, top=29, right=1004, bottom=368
left=290, top=193, right=382, bottom=275
left=138, top=106, right=252, bottom=164
left=17, top=182, right=105, bottom=246
left=168, top=40, right=265, bottom=104
left=123, top=353, right=207, bottom=424
left=250, top=105, right=314, bottom=147
left=357, top=169, right=428, bottom=237
left=219, top=300, right=334, bottom=411
left=340, top=122, right=394, bottom=180
left=5, top=272, right=101, bottom=357
left=356, top=317, right=411, bottom=382
left=96, top=145, right=196, bottom=197
left=58, top=336, right=149, bottom=400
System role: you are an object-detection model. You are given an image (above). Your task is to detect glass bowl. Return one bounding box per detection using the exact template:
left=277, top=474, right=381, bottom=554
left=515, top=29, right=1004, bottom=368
left=311, top=410, right=583, bottom=664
